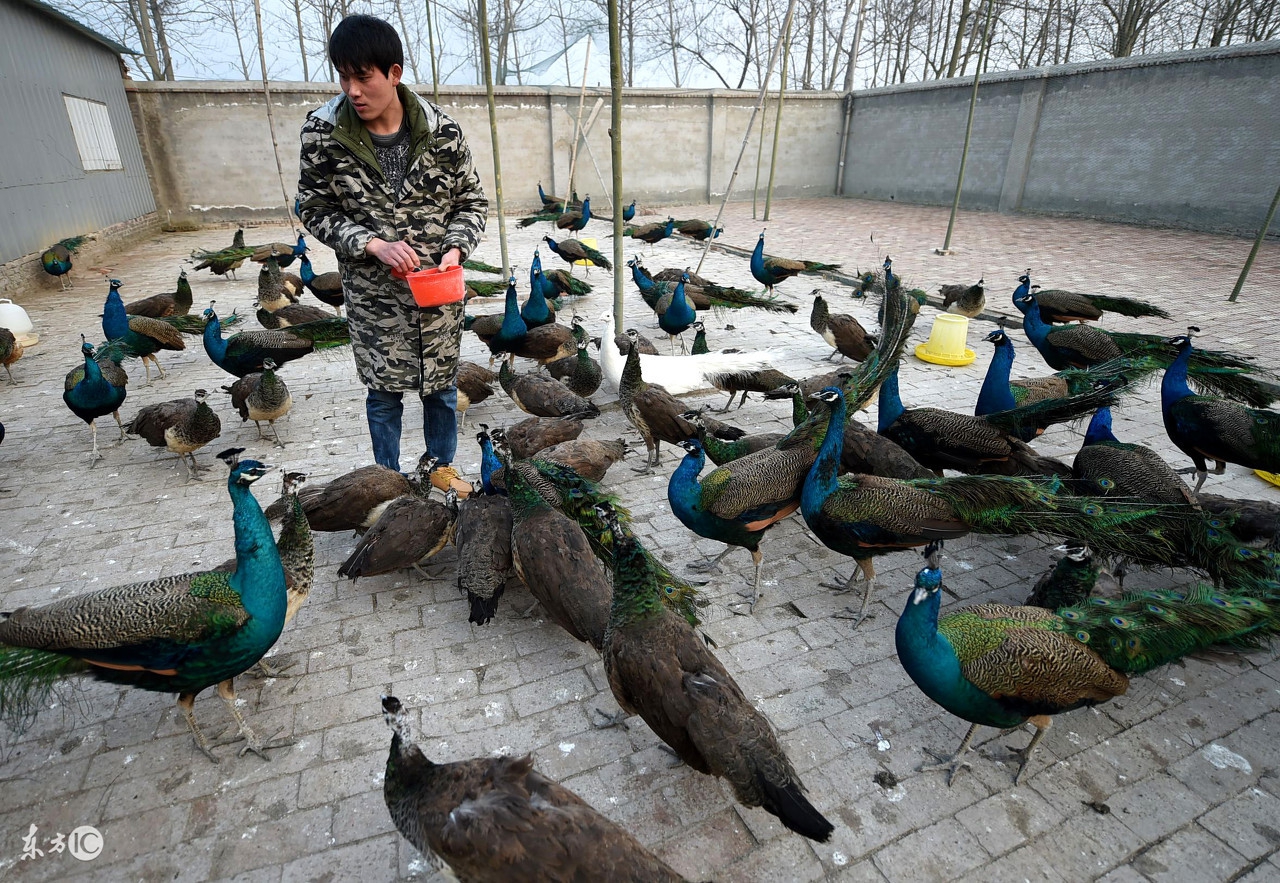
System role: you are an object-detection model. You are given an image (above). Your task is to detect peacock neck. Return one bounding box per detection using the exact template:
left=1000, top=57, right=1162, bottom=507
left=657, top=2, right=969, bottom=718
left=630, top=262, right=654, bottom=292
left=203, top=316, right=227, bottom=362
left=1020, top=302, right=1050, bottom=347
left=877, top=367, right=905, bottom=432
left=479, top=438, right=502, bottom=495
left=501, top=285, right=524, bottom=334
left=791, top=392, right=809, bottom=428
left=1083, top=408, right=1119, bottom=445
left=606, top=540, right=667, bottom=630
left=1162, top=342, right=1196, bottom=405
left=103, top=289, right=128, bottom=339
left=803, top=398, right=845, bottom=518
left=299, top=257, right=315, bottom=283
left=976, top=338, right=1018, bottom=416
left=1012, top=277, right=1031, bottom=311
left=751, top=237, right=765, bottom=275
left=667, top=449, right=707, bottom=524
left=227, top=476, right=286, bottom=625
left=895, top=590, right=955, bottom=693
left=505, top=469, right=548, bottom=522
left=619, top=347, right=643, bottom=403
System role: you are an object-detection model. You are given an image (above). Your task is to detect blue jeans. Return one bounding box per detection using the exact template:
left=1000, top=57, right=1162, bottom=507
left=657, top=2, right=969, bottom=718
left=366, top=386, right=458, bottom=473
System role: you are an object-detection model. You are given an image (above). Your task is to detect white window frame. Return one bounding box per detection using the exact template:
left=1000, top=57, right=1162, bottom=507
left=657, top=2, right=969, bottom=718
left=63, top=95, right=123, bottom=172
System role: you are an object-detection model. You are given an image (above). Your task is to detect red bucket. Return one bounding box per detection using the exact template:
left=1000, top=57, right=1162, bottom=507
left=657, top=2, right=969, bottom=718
left=396, top=265, right=465, bottom=307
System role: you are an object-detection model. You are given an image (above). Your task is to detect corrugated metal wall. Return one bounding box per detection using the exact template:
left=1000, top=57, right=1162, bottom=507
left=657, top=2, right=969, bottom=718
left=0, top=0, right=156, bottom=264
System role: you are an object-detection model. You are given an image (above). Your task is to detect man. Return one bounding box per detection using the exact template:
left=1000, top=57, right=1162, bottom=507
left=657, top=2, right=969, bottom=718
left=297, top=14, right=486, bottom=487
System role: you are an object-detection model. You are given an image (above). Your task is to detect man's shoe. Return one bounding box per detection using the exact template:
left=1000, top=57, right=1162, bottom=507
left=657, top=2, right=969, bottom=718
left=430, top=464, right=471, bottom=499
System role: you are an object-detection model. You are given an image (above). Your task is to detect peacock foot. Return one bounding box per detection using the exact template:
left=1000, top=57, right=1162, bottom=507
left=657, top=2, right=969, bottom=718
left=591, top=707, right=629, bottom=730
left=820, top=570, right=862, bottom=593
left=656, top=743, right=685, bottom=768
left=686, top=560, right=723, bottom=575
left=251, top=657, right=297, bottom=679
left=919, top=747, right=972, bottom=787
left=833, top=606, right=875, bottom=625
left=215, top=726, right=295, bottom=760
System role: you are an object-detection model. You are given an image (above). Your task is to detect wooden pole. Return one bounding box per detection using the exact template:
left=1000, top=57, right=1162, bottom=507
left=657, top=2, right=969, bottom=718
left=763, top=14, right=793, bottom=222
left=608, top=0, right=625, bottom=329
left=251, top=0, right=296, bottom=229
left=937, top=0, right=994, bottom=255
left=566, top=36, right=593, bottom=199
left=477, top=0, right=510, bottom=275
left=425, top=0, right=439, bottom=103
left=695, top=0, right=800, bottom=274
left=1229, top=180, right=1280, bottom=302
left=752, top=89, right=768, bottom=219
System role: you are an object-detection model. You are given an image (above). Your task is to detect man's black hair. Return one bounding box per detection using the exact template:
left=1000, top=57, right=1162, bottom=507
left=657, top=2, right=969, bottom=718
left=328, top=15, right=404, bottom=77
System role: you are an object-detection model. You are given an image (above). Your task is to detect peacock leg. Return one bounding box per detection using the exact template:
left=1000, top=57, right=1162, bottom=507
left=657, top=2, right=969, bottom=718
left=269, top=420, right=285, bottom=448
left=3, top=364, right=16, bottom=385
left=833, top=559, right=878, bottom=624
left=688, top=545, right=735, bottom=574
left=720, top=391, right=736, bottom=412
left=591, top=707, right=629, bottom=729
left=1011, top=716, right=1052, bottom=785
left=729, top=548, right=766, bottom=615
left=737, top=392, right=749, bottom=410
left=920, top=723, right=979, bottom=786
left=88, top=420, right=102, bottom=466
left=153, top=354, right=166, bottom=380
left=253, top=420, right=266, bottom=440
left=112, top=410, right=126, bottom=443
left=213, top=680, right=294, bottom=759
left=824, top=348, right=842, bottom=362
left=176, top=692, right=221, bottom=763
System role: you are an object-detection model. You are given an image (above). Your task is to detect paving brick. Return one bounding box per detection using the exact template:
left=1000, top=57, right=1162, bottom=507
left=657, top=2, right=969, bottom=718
left=1130, top=824, right=1249, bottom=882
left=873, top=817, right=989, bottom=881
left=1108, top=773, right=1210, bottom=842
left=1198, top=786, right=1280, bottom=862
left=955, top=788, right=1065, bottom=858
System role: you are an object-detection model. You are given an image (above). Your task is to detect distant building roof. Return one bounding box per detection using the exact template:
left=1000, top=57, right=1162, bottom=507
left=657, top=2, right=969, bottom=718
left=10, top=0, right=138, bottom=56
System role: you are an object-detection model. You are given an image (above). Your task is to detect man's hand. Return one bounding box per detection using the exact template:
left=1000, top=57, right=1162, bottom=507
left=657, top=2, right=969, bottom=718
left=366, top=238, right=420, bottom=275
left=438, top=247, right=463, bottom=270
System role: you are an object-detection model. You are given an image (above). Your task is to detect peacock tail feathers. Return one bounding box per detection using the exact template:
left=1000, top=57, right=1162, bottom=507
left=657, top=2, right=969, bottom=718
left=0, top=646, right=90, bottom=731
left=839, top=290, right=919, bottom=409
left=981, top=378, right=1126, bottom=437
left=54, top=236, right=88, bottom=253
left=1051, top=586, right=1280, bottom=675
left=463, top=259, right=502, bottom=274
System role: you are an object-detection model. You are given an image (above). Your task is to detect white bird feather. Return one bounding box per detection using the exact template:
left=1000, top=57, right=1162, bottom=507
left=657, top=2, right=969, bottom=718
left=600, top=317, right=775, bottom=395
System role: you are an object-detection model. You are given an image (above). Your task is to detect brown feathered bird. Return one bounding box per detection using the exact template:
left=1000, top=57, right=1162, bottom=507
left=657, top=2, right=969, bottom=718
left=533, top=438, right=629, bottom=482
left=381, top=696, right=689, bottom=883
left=499, top=416, right=586, bottom=460
left=596, top=505, right=834, bottom=843
left=124, top=388, right=222, bottom=480
left=0, top=327, right=24, bottom=385
left=338, top=482, right=459, bottom=581
left=264, top=454, right=434, bottom=532
left=940, top=278, right=985, bottom=317
left=810, top=294, right=875, bottom=362
left=456, top=361, right=497, bottom=428
left=456, top=488, right=514, bottom=626
left=124, top=270, right=194, bottom=318
left=498, top=360, right=599, bottom=419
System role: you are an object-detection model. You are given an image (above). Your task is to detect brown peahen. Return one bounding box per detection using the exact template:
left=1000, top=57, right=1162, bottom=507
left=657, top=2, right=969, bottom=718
left=124, top=388, right=223, bottom=480
left=498, top=360, right=599, bottom=419
left=547, top=336, right=603, bottom=398
left=0, top=450, right=291, bottom=761
left=264, top=453, right=435, bottom=532
left=456, top=483, right=514, bottom=626
left=533, top=438, right=630, bottom=482
left=898, top=543, right=1280, bottom=786
left=125, top=270, right=193, bottom=318
left=221, top=358, right=292, bottom=446
left=618, top=345, right=744, bottom=472
left=0, top=327, right=24, bottom=385
left=338, top=480, right=459, bottom=581
left=810, top=294, right=876, bottom=362
left=190, top=228, right=252, bottom=279
left=595, top=503, right=835, bottom=842
left=499, top=416, right=586, bottom=460
left=940, top=279, right=985, bottom=317
left=456, top=361, right=497, bottom=429
left=380, top=695, right=689, bottom=882
left=704, top=366, right=796, bottom=411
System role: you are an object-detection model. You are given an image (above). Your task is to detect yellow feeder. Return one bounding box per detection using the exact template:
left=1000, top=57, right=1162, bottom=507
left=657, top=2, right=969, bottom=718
left=574, top=237, right=598, bottom=267
left=1256, top=470, right=1280, bottom=488
left=915, top=313, right=976, bottom=366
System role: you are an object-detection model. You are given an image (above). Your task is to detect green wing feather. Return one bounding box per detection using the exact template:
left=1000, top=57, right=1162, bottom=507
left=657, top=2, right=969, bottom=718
left=0, top=647, right=90, bottom=730
left=463, top=259, right=503, bottom=274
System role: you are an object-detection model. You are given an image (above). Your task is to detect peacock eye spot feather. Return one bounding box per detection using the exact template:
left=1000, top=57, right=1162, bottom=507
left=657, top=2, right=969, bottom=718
left=1211, top=596, right=1229, bottom=606
left=1061, top=610, right=1081, bottom=620
left=1110, top=616, right=1132, bottom=628
left=1147, top=604, right=1165, bottom=615
left=1075, top=630, right=1090, bottom=642
left=1083, top=505, right=1100, bottom=516
left=1208, top=518, right=1224, bottom=528
left=1099, top=478, right=1115, bottom=489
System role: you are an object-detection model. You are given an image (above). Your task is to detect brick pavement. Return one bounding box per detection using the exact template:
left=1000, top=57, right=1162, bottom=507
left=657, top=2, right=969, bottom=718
left=0, top=198, right=1278, bottom=881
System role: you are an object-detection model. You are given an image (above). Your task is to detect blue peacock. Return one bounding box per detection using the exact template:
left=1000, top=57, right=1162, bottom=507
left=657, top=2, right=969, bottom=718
left=750, top=231, right=841, bottom=294
left=0, top=449, right=290, bottom=762
left=896, top=542, right=1280, bottom=785
left=202, top=302, right=349, bottom=377
left=63, top=339, right=129, bottom=466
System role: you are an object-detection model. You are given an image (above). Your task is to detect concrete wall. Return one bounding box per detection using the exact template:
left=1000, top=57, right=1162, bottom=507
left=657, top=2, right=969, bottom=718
left=0, top=0, right=156, bottom=263
left=841, top=41, right=1280, bottom=235
left=125, top=82, right=846, bottom=227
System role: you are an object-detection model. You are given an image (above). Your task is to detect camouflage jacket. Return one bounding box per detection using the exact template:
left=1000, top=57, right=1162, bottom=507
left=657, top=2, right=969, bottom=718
left=297, top=86, right=488, bottom=395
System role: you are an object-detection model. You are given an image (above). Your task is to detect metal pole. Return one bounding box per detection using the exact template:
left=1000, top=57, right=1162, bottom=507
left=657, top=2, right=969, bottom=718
left=937, top=0, right=994, bottom=255
left=477, top=0, right=510, bottom=276
left=763, top=14, right=793, bottom=222
left=694, top=0, right=800, bottom=274
left=608, top=0, right=625, bottom=329
left=566, top=37, right=593, bottom=198
left=251, top=0, right=296, bottom=230
left=1229, top=180, right=1280, bottom=302
left=424, top=0, right=439, bottom=103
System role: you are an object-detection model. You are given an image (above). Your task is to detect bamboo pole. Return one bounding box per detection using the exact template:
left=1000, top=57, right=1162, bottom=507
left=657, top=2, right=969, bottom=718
left=608, top=0, right=625, bottom=329
left=763, top=14, right=794, bottom=222
left=566, top=37, right=593, bottom=199
left=477, top=0, right=510, bottom=276
left=695, top=0, right=800, bottom=274
left=752, top=90, right=768, bottom=219
left=1229, top=180, right=1280, bottom=302
left=251, top=0, right=297, bottom=230
left=937, top=0, right=994, bottom=255
left=425, top=0, right=439, bottom=103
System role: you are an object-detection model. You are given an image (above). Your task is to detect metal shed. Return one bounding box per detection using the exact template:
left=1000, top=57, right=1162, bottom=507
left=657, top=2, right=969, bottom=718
left=0, top=0, right=155, bottom=264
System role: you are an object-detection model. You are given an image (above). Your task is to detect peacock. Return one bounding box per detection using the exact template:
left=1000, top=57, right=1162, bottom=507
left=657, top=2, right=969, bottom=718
left=298, top=254, right=344, bottom=313
left=1012, top=270, right=1170, bottom=323
left=878, top=364, right=1073, bottom=478
left=704, top=366, right=797, bottom=412
left=1018, top=289, right=1280, bottom=407
left=629, top=257, right=796, bottom=315
left=750, top=231, right=841, bottom=293
left=0, top=327, right=24, bottom=385
left=532, top=249, right=593, bottom=297
left=1162, top=329, right=1280, bottom=492
left=102, top=279, right=186, bottom=383
left=599, top=315, right=775, bottom=397
left=380, top=695, right=687, bottom=882
left=0, top=449, right=290, bottom=761
left=202, top=303, right=349, bottom=377
left=498, top=360, right=599, bottom=419
left=802, top=387, right=1181, bottom=624
left=547, top=336, right=602, bottom=398
left=675, top=218, right=722, bottom=240
left=657, top=274, right=697, bottom=354
left=621, top=217, right=675, bottom=247
left=455, top=483, right=514, bottom=626
left=191, top=228, right=253, bottom=279
left=897, top=542, right=1280, bottom=785
left=456, top=361, right=497, bottom=428
left=810, top=293, right=876, bottom=362
left=536, top=182, right=580, bottom=212
left=534, top=438, right=629, bottom=483
left=221, top=358, right=292, bottom=446
left=63, top=339, right=128, bottom=466
left=125, top=270, right=193, bottom=318
left=493, top=417, right=584, bottom=461
left=249, top=232, right=307, bottom=268
left=1024, top=542, right=1121, bottom=609
left=124, top=388, right=223, bottom=480
left=940, top=279, right=985, bottom=317
left=594, top=503, right=835, bottom=842
left=468, top=275, right=528, bottom=363
left=543, top=235, right=611, bottom=272
left=973, top=328, right=1128, bottom=442
left=338, top=482, right=459, bottom=582
left=41, top=235, right=86, bottom=288
left=520, top=270, right=557, bottom=329
left=669, top=439, right=788, bottom=613
left=264, top=454, right=434, bottom=532
left=680, top=409, right=783, bottom=465
left=553, top=193, right=592, bottom=231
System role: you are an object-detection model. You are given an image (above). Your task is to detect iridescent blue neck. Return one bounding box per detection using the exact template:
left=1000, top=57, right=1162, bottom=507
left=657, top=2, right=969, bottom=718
left=630, top=262, right=654, bottom=292
left=1083, top=407, right=1119, bottom=445
left=877, top=367, right=905, bottom=432
left=976, top=336, right=1018, bottom=416
left=667, top=447, right=706, bottom=519
left=103, top=289, right=128, bottom=340
left=803, top=396, right=845, bottom=519
left=1162, top=341, right=1196, bottom=405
